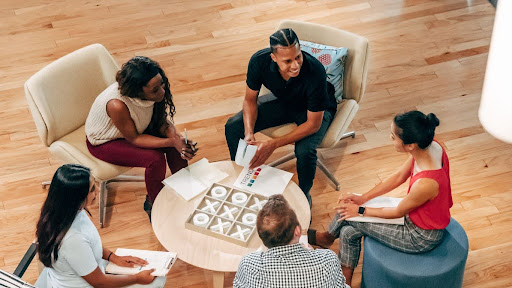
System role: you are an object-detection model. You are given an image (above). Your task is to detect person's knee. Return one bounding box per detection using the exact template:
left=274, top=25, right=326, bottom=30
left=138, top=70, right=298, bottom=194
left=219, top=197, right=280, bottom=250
left=339, top=226, right=358, bottom=243
left=295, top=143, right=317, bottom=162
left=145, top=151, right=166, bottom=168
left=225, top=114, right=244, bottom=136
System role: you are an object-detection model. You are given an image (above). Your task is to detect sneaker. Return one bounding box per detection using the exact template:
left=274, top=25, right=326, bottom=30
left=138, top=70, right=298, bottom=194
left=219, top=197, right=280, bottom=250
left=143, top=196, right=153, bottom=222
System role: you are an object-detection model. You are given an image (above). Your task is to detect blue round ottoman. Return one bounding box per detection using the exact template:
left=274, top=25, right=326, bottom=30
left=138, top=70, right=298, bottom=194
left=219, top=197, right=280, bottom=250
left=361, top=218, right=468, bottom=288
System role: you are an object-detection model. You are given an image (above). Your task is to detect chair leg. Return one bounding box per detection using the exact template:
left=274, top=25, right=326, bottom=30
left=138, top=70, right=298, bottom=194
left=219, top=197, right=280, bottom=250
left=316, top=158, right=341, bottom=191
left=99, top=181, right=107, bottom=228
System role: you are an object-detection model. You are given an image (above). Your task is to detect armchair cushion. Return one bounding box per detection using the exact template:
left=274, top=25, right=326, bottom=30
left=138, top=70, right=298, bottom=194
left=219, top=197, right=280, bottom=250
left=300, top=41, right=348, bottom=103
left=49, top=126, right=131, bottom=181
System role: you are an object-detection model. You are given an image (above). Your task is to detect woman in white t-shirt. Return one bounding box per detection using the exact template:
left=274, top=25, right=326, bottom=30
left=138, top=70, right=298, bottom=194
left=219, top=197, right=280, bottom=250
left=35, top=164, right=165, bottom=288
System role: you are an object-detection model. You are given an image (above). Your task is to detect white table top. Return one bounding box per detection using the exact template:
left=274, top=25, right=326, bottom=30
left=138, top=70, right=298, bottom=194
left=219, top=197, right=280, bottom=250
left=151, top=160, right=311, bottom=272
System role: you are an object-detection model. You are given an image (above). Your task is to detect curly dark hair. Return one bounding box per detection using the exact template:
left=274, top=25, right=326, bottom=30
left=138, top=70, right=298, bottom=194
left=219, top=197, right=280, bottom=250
left=116, top=56, right=176, bottom=136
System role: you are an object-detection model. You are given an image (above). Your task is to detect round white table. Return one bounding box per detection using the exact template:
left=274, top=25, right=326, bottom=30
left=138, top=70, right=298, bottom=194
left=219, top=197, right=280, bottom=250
left=151, top=161, right=311, bottom=288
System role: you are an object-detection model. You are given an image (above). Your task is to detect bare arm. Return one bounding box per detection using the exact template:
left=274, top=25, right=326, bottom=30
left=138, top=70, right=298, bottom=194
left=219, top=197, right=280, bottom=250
left=106, top=99, right=177, bottom=149
left=364, top=178, right=439, bottom=218
left=242, top=86, right=259, bottom=142
left=341, top=156, right=414, bottom=206
left=337, top=177, right=439, bottom=220
left=81, top=266, right=155, bottom=288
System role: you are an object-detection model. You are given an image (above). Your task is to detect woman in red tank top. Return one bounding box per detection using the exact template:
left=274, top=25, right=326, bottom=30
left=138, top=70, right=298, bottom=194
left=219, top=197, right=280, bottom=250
left=308, top=110, right=452, bottom=286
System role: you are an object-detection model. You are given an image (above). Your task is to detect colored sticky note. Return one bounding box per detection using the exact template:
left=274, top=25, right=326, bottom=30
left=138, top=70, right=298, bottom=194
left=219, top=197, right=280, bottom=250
left=248, top=183, right=252, bottom=187
left=252, top=176, right=257, bottom=179
left=254, top=172, right=259, bottom=175
left=250, top=180, right=255, bottom=183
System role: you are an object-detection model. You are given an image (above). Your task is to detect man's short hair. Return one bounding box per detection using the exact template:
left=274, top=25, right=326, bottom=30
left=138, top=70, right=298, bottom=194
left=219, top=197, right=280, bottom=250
left=256, top=194, right=300, bottom=248
left=269, top=28, right=300, bottom=53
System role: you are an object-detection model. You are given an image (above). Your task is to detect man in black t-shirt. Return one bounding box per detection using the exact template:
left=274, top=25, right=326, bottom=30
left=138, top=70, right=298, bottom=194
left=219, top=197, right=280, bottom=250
left=225, top=28, right=337, bottom=207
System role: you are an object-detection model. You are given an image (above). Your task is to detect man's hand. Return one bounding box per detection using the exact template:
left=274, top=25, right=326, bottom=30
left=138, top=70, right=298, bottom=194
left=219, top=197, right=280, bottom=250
left=249, top=140, right=277, bottom=169
left=244, top=133, right=256, bottom=143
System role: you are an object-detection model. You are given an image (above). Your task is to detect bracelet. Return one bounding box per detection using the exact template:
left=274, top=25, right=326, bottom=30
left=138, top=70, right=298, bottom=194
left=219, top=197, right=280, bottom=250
left=107, top=252, right=113, bottom=261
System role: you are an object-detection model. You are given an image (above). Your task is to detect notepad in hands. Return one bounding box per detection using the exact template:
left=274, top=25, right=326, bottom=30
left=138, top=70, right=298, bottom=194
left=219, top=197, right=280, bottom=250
left=105, top=248, right=177, bottom=277
left=235, top=139, right=258, bottom=167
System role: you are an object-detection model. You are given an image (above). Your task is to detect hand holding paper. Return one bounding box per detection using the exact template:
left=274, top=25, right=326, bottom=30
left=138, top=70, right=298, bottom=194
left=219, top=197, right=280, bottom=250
left=235, top=139, right=258, bottom=167
left=248, top=140, right=277, bottom=169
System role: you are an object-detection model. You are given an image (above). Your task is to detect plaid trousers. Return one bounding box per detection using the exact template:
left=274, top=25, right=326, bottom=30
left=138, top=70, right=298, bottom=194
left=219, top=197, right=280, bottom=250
left=328, top=214, right=444, bottom=268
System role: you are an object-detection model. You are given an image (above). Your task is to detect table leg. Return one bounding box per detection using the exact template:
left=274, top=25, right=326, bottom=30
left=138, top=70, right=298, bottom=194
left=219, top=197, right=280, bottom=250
left=212, top=271, right=224, bottom=288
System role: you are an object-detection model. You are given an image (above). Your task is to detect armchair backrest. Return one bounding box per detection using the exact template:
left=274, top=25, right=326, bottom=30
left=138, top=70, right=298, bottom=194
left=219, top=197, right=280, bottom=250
left=24, top=44, right=119, bottom=147
left=277, top=20, right=369, bottom=104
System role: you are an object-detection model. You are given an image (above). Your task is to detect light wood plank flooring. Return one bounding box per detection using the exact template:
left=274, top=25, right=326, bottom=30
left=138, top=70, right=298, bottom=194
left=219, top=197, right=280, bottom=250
left=1, top=1, right=510, bottom=287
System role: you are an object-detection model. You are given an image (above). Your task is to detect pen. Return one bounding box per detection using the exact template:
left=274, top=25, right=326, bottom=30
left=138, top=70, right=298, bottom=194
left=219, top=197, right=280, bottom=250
left=184, top=128, right=188, bottom=145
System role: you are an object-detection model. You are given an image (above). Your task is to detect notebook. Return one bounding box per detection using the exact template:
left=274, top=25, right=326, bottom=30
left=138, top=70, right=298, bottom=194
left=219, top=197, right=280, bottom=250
left=105, top=249, right=177, bottom=277
left=235, top=139, right=258, bottom=167
left=346, top=196, right=405, bottom=225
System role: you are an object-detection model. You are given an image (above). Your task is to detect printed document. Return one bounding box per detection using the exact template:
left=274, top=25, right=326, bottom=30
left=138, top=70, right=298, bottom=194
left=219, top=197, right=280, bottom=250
left=233, top=165, right=293, bottom=197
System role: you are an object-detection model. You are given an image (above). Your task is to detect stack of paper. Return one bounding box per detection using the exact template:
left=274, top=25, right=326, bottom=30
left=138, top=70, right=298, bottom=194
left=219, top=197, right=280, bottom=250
left=162, top=158, right=229, bottom=201
left=105, top=248, right=177, bottom=277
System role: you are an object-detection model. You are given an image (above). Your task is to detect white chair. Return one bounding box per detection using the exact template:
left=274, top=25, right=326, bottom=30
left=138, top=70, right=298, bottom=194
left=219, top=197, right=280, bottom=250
left=25, top=44, right=143, bottom=227
left=260, top=20, right=370, bottom=190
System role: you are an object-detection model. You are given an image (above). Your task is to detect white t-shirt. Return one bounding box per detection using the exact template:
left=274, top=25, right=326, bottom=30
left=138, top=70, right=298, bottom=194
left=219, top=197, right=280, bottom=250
left=46, top=210, right=103, bottom=288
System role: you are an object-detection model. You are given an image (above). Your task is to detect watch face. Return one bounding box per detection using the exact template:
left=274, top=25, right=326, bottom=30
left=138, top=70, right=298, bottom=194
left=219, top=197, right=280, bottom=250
left=358, top=206, right=365, bottom=215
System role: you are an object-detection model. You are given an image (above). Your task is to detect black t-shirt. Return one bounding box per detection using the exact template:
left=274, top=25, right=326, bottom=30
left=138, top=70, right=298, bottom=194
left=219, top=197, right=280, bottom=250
left=246, top=48, right=337, bottom=114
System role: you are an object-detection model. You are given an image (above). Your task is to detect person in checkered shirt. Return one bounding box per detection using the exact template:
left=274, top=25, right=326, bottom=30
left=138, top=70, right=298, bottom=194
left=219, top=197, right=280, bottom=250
left=233, top=194, right=348, bottom=288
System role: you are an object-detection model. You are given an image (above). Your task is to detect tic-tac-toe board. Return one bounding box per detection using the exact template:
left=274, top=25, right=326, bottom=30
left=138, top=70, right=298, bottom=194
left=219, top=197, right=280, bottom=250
left=185, top=183, right=269, bottom=247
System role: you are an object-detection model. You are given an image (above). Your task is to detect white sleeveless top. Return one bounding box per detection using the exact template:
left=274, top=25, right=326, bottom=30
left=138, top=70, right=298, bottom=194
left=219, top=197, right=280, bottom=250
left=85, top=82, right=154, bottom=145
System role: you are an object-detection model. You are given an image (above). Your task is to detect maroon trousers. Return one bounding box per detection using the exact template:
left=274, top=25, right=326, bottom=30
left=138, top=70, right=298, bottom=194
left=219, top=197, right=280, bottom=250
left=87, top=139, right=187, bottom=203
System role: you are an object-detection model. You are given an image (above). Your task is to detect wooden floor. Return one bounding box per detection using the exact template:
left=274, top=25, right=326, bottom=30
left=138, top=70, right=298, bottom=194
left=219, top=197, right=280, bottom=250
left=1, top=0, right=510, bottom=287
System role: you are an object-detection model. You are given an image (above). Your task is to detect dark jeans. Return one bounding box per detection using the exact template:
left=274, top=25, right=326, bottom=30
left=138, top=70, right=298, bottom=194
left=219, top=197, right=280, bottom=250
left=225, top=94, right=334, bottom=207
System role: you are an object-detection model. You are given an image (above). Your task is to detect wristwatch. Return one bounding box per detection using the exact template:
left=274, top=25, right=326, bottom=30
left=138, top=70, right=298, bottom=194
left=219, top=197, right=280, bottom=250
left=358, top=206, right=366, bottom=217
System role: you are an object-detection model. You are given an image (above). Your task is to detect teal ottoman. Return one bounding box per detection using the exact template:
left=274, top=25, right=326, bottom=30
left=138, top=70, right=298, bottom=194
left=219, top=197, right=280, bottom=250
left=361, top=218, right=468, bottom=288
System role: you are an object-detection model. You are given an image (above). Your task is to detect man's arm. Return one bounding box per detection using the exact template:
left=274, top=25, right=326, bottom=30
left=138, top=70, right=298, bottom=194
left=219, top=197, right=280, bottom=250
left=243, top=86, right=260, bottom=142
left=249, top=109, right=323, bottom=168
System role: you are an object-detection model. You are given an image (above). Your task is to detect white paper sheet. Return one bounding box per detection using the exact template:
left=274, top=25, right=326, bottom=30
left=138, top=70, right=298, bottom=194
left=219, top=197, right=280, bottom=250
left=162, top=158, right=229, bottom=201
left=188, top=158, right=229, bottom=187
left=346, top=196, right=404, bottom=225
left=233, top=165, right=293, bottom=197
left=235, top=139, right=258, bottom=167
left=162, top=168, right=207, bottom=201
left=105, top=248, right=177, bottom=277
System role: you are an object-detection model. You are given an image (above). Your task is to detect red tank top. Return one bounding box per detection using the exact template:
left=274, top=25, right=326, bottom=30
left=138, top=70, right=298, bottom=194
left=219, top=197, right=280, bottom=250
left=407, top=141, right=453, bottom=230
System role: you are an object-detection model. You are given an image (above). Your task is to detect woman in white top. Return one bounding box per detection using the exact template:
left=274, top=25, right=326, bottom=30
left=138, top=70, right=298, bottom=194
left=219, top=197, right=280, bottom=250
left=35, top=164, right=165, bottom=288
left=85, top=56, right=197, bottom=219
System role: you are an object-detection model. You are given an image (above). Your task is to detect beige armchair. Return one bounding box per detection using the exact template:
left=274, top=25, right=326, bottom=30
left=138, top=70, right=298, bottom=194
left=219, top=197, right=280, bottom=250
left=260, top=20, right=370, bottom=190
left=25, top=44, right=143, bottom=227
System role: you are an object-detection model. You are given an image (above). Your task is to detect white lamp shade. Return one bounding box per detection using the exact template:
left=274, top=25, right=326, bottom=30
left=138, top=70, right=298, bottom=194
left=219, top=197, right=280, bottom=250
left=479, top=0, right=512, bottom=143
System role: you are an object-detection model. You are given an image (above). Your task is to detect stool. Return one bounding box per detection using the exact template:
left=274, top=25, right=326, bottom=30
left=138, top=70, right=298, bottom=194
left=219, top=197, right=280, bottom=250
left=361, top=218, right=468, bottom=288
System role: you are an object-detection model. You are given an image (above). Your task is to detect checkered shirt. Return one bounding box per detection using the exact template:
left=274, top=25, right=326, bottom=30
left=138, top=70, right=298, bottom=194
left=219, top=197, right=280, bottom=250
left=233, top=243, right=347, bottom=288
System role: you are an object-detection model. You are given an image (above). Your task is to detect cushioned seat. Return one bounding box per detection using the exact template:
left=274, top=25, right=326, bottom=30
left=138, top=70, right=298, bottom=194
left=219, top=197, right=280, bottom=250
left=260, top=20, right=369, bottom=191
left=25, top=43, right=144, bottom=227
left=361, top=218, right=469, bottom=288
